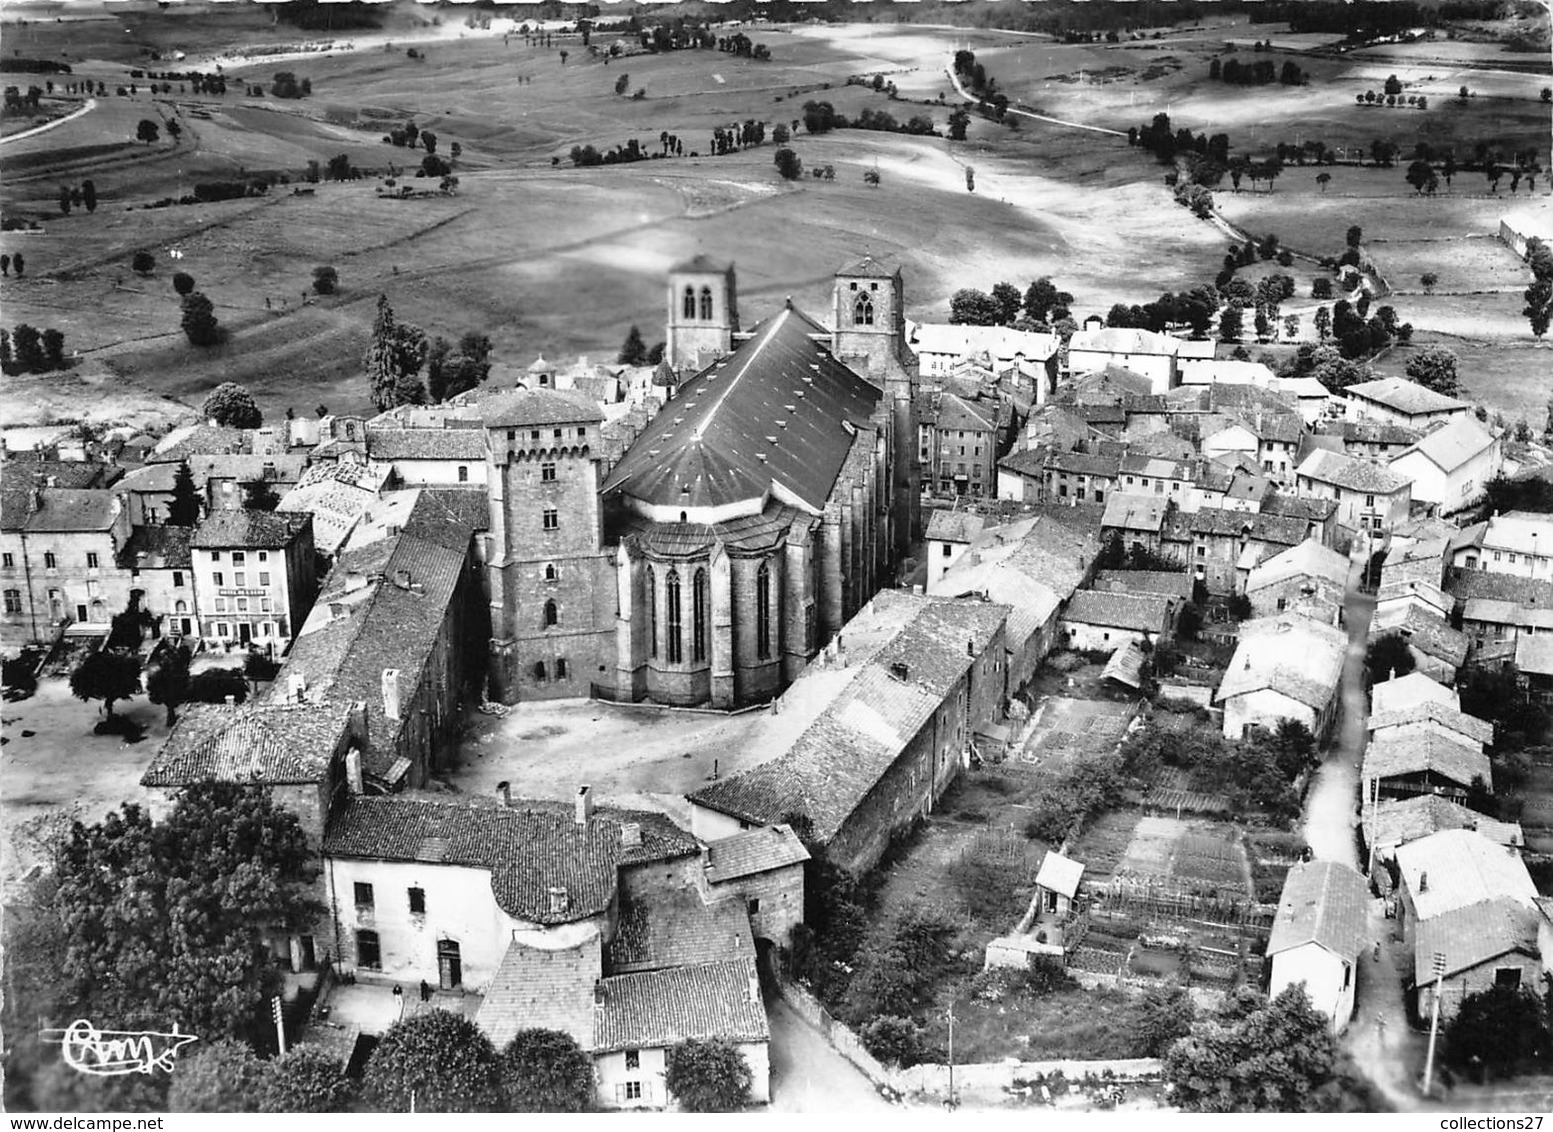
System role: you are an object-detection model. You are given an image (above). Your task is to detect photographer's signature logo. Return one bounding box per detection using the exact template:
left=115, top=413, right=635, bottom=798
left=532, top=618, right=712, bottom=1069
left=41, top=1019, right=199, bottom=1076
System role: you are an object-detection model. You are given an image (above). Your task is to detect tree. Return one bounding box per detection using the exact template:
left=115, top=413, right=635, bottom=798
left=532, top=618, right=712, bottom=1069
left=168, top=461, right=202, bottom=526
left=1164, top=986, right=1383, bottom=1112
left=259, top=1047, right=356, bottom=1113
left=500, top=1028, right=594, bottom=1112
left=203, top=381, right=262, bottom=428
left=1346, top=225, right=1363, bottom=248
left=13, top=252, right=23, bottom=277
left=312, top=265, right=338, bottom=295
left=1525, top=278, right=1552, bottom=340
left=1316, top=172, right=1330, bottom=192
left=363, top=1009, right=506, bottom=1112
left=990, top=281, right=1023, bottom=325
left=136, top=118, right=160, bottom=144
left=618, top=324, right=648, bottom=365
left=1421, top=272, right=1438, bottom=294
left=947, top=106, right=969, bottom=141
left=1218, top=306, right=1243, bottom=343
left=1444, top=984, right=1548, bottom=1078
left=42, top=327, right=65, bottom=370
left=772, top=146, right=802, bottom=181
left=1405, top=160, right=1438, bottom=195
left=186, top=667, right=248, bottom=705
left=131, top=250, right=155, bottom=276
left=173, top=271, right=196, bottom=296
left=1366, top=633, right=1415, bottom=684
left=56, top=784, right=319, bottom=1043
left=1404, top=345, right=1460, bottom=396
left=364, top=295, right=427, bottom=410
left=168, top=1040, right=265, bottom=1112
left=13, top=324, right=45, bottom=372
left=1138, top=984, right=1196, bottom=1056
left=419, top=130, right=437, bottom=154
left=83, top=179, right=97, bottom=212
left=614, top=73, right=630, bottom=96
left=664, top=1037, right=752, bottom=1112
left=950, top=288, right=1001, bottom=326
left=860, top=1016, right=925, bottom=1066
left=181, top=292, right=222, bottom=347
left=58, top=184, right=72, bottom=216
left=771, top=123, right=790, bottom=145
left=69, top=650, right=140, bottom=716
left=145, top=642, right=191, bottom=725
left=166, top=118, right=182, bottom=142
left=863, top=168, right=881, bottom=187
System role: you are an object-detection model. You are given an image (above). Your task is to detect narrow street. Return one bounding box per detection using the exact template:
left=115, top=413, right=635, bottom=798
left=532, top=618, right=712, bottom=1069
left=765, top=997, right=893, bottom=1113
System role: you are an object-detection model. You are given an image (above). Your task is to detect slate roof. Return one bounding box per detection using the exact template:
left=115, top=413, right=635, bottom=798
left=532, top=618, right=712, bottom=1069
left=1392, top=415, right=1497, bottom=473
left=1415, top=898, right=1542, bottom=982
left=1, top=486, right=119, bottom=533
left=838, top=255, right=897, bottom=278
left=1267, top=860, right=1369, bottom=962
left=1245, top=538, right=1351, bottom=593
left=1063, top=589, right=1172, bottom=633
left=1363, top=728, right=1491, bottom=792
left=191, top=509, right=310, bottom=549
left=608, top=890, right=754, bottom=974
left=1370, top=604, right=1469, bottom=667
left=593, top=960, right=768, bottom=1054
left=323, top=795, right=698, bottom=924
left=1091, top=569, right=1193, bottom=599
left=1371, top=671, right=1457, bottom=716
left=1369, top=701, right=1493, bottom=746
left=601, top=306, right=881, bottom=512
left=703, top=824, right=810, bottom=884
left=688, top=592, right=1008, bottom=843
left=116, top=524, right=193, bottom=571
left=1035, top=851, right=1084, bottom=899
left=365, top=427, right=486, bottom=462
left=1296, top=448, right=1411, bottom=494
left=476, top=935, right=601, bottom=1049
left=479, top=387, right=604, bottom=429
left=0, top=458, right=120, bottom=490
left=672, top=253, right=734, bottom=274
left=1393, top=828, right=1539, bottom=922
left=1215, top=615, right=1347, bottom=711
left=1364, top=795, right=1523, bottom=854
left=1102, top=641, right=1147, bottom=689
left=926, top=510, right=985, bottom=545
left=931, top=516, right=1082, bottom=648
left=141, top=702, right=355, bottom=787
left=1376, top=578, right=1451, bottom=616
left=1346, top=377, right=1469, bottom=417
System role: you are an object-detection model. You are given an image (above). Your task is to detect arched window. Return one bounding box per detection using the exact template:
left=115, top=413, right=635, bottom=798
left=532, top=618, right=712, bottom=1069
left=646, top=566, right=657, bottom=659
left=555, top=658, right=568, bottom=679
left=693, top=569, right=708, bottom=663
left=699, top=286, right=714, bottom=321
left=756, top=561, right=772, bottom=660
left=853, top=293, right=875, bottom=326
left=666, top=569, right=683, bottom=664
left=682, top=286, right=696, bottom=319
left=533, top=661, right=547, bottom=681
left=544, top=563, right=558, bottom=582
left=543, top=599, right=558, bottom=628
left=175, top=599, right=188, bottom=614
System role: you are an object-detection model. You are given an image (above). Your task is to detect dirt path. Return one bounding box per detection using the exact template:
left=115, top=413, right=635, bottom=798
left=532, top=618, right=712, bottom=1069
left=943, top=64, right=1127, bottom=137
left=1300, top=570, right=1373, bottom=867
left=0, top=98, right=97, bottom=147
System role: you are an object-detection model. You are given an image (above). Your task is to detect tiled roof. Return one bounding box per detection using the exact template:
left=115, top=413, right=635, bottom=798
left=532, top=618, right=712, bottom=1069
left=116, top=524, right=193, bottom=570
left=1369, top=701, right=1493, bottom=746
left=1068, top=365, right=1154, bottom=400
left=1069, top=327, right=1183, bottom=357
left=1364, top=727, right=1490, bottom=792
left=1119, top=454, right=1191, bottom=479
left=191, top=509, right=310, bottom=549
left=912, top=323, right=1058, bottom=362
left=1091, top=570, right=1193, bottom=599
left=1267, top=860, right=1369, bottom=962
left=1035, top=851, right=1084, bottom=899
left=476, top=935, right=601, bottom=1050
left=1365, top=795, right=1523, bottom=854
left=1370, top=604, right=1469, bottom=667
left=141, top=702, right=355, bottom=786
left=1048, top=450, right=1121, bottom=477
left=1215, top=615, right=1347, bottom=711
left=1317, top=419, right=1421, bottom=447
left=1376, top=579, right=1450, bottom=615
left=0, top=458, right=120, bottom=489
left=1346, top=377, right=1468, bottom=416
left=608, top=890, right=754, bottom=974
left=1371, top=671, right=1457, bottom=716
left=602, top=306, right=882, bottom=512
left=1102, top=640, right=1147, bottom=688
left=1063, top=589, right=1172, bottom=633
left=593, top=960, right=767, bottom=1053
left=935, top=392, right=996, bottom=433
left=323, top=795, right=698, bottom=924
left=1296, top=448, right=1410, bottom=494
left=1515, top=633, right=1553, bottom=677
left=1394, top=828, right=1539, bottom=921
left=1391, top=416, right=1496, bottom=473
left=1246, top=539, right=1351, bottom=593
left=366, top=427, right=486, bottom=462
left=1447, top=570, right=1553, bottom=607
left=1476, top=511, right=1553, bottom=557
left=703, top=824, right=810, bottom=884
left=1415, top=898, right=1541, bottom=982
left=672, top=253, right=734, bottom=274
left=479, top=388, right=604, bottom=429
left=1187, top=507, right=1313, bottom=547
left=1, top=486, right=119, bottom=533
left=926, top=510, right=985, bottom=545
left=404, top=487, right=489, bottom=545
left=998, top=446, right=1050, bottom=477
left=147, top=424, right=248, bottom=462
left=838, top=255, right=897, bottom=278
left=1101, top=493, right=1169, bottom=533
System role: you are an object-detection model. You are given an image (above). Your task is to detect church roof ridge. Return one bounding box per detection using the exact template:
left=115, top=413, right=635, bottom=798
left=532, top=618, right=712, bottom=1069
left=837, top=256, right=898, bottom=279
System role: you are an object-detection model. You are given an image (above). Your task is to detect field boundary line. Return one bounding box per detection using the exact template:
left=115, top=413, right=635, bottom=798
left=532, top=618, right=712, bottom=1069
left=0, top=98, right=97, bottom=147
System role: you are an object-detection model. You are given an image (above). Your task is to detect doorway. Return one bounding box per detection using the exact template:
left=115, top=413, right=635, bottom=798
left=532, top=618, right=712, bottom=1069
left=437, top=939, right=462, bottom=989
left=238, top=622, right=252, bottom=645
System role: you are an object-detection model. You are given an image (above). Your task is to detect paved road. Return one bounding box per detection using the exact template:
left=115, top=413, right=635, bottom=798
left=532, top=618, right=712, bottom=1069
left=1300, top=569, right=1374, bottom=867
left=766, top=998, right=893, bottom=1113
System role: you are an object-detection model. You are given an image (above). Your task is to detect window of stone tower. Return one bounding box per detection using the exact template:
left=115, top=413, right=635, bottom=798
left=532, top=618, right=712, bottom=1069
left=682, top=287, right=696, bottom=319
left=543, top=508, right=559, bottom=530
left=692, top=569, right=708, bottom=663
left=699, top=287, right=713, bottom=320
left=544, top=563, right=558, bottom=582
left=646, top=566, right=658, bottom=658
left=556, top=658, right=568, bottom=679
left=666, top=569, right=683, bottom=664
left=542, top=462, right=557, bottom=482
left=853, top=294, right=874, bottom=327
left=534, top=661, right=547, bottom=681
left=756, top=561, right=772, bottom=660
left=544, top=599, right=558, bottom=628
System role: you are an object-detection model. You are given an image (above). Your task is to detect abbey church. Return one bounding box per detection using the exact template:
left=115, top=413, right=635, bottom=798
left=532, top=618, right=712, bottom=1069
left=481, top=256, right=920, bottom=709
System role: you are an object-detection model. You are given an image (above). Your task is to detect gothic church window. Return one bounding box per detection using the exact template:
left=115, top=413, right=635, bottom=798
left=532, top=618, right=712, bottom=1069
left=756, top=561, right=772, bottom=660
left=682, top=286, right=696, bottom=319
left=666, top=569, right=683, bottom=663
left=693, top=568, right=708, bottom=663
left=853, top=294, right=874, bottom=326
left=646, top=566, right=657, bottom=658
left=699, top=286, right=714, bottom=320
left=543, top=599, right=558, bottom=628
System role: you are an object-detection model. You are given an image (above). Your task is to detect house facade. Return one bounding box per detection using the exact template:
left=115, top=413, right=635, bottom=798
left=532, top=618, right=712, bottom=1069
left=1388, top=416, right=1501, bottom=517
left=1266, top=861, right=1369, bottom=1031
left=1294, top=449, right=1412, bottom=536
left=189, top=510, right=316, bottom=651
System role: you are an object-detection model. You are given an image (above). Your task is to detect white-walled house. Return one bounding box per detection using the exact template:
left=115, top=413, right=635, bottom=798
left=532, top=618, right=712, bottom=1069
left=1450, top=511, right=1553, bottom=581
left=1215, top=615, right=1347, bottom=740
left=1388, top=416, right=1501, bottom=517
left=925, top=510, right=985, bottom=588
left=1068, top=328, right=1188, bottom=394
left=1344, top=377, right=1471, bottom=430
left=1294, top=448, right=1412, bottom=536
left=1266, top=861, right=1369, bottom=1031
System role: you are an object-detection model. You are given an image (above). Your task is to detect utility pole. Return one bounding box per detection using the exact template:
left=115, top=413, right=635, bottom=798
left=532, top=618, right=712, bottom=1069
left=271, top=995, right=286, bottom=1056
left=1422, top=951, right=1446, bottom=1095
left=946, top=1002, right=957, bottom=1110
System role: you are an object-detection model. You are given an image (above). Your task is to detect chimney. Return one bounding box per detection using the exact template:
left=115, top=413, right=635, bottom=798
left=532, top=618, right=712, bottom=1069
left=748, top=968, right=760, bottom=1003
left=345, top=747, right=364, bottom=795
left=346, top=569, right=365, bottom=592
left=890, top=661, right=910, bottom=680
left=547, top=886, right=569, bottom=915
left=575, top=784, right=593, bottom=826
left=28, top=489, right=41, bottom=514
left=496, top=780, right=512, bottom=807
left=329, top=602, right=345, bottom=621
left=621, top=821, right=642, bottom=848
left=288, top=673, right=307, bottom=703
left=382, top=668, right=402, bottom=722
left=593, top=981, right=606, bottom=1007
left=394, top=569, right=412, bottom=589
left=1418, top=871, right=1428, bottom=893
left=223, top=694, right=235, bottom=706
left=967, top=637, right=976, bottom=657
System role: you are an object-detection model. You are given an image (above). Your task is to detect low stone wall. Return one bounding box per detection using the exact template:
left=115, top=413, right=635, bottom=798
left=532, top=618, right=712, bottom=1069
left=985, top=933, right=1064, bottom=970
left=772, top=977, right=1164, bottom=1100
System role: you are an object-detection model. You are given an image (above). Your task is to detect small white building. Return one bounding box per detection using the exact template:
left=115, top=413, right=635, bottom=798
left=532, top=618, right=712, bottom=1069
left=1295, top=448, right=1412, bottom=536
left=1215, top=614, right=1348, bottom=740
left=1344, top=377, right=1471, bottom=431
left=1068, top=327, right=1195, bottom=394
left=1266, top=860, right=1370, bottom=1031
left=1388, top=416, right=1501, bottom=517
left=925, top=510, right=986, bottom=588
left=1450, top=511, right=1553, bottom=581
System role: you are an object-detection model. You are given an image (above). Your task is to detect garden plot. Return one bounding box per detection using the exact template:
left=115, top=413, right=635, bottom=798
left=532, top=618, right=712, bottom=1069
left=1369, top=235, right=1532, bottom=294
left=1017, top=695, right=1138, bottom=773
left=1110, top=815, right=1254, bottom=901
